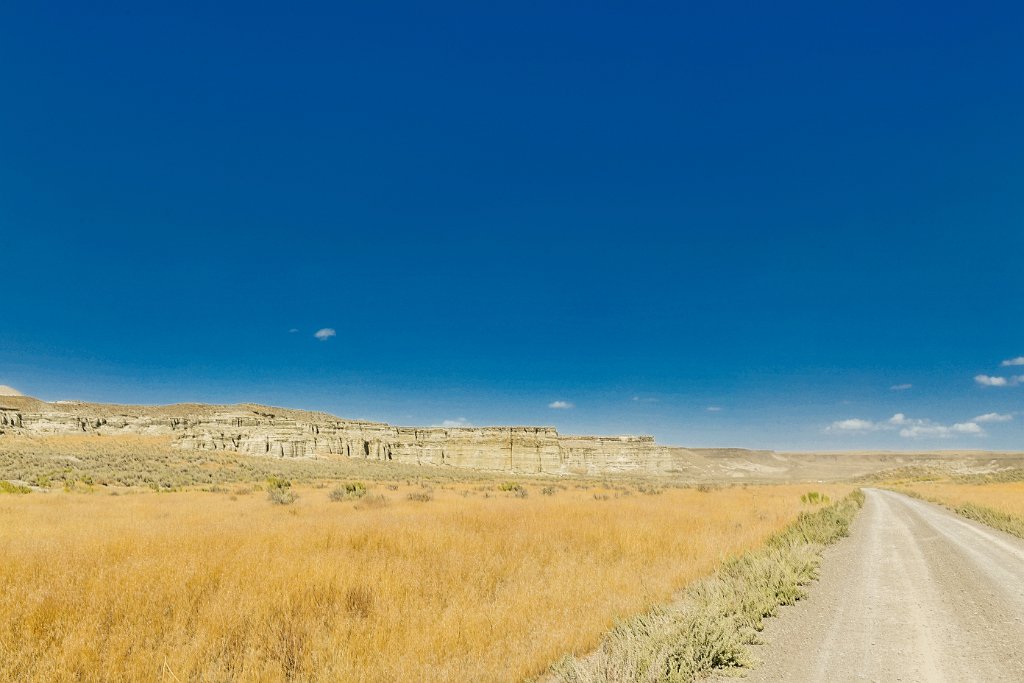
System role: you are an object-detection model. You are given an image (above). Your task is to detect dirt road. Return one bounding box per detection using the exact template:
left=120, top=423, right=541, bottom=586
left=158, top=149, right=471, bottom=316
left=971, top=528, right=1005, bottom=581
left=731, top=488, right=1024, bottom=682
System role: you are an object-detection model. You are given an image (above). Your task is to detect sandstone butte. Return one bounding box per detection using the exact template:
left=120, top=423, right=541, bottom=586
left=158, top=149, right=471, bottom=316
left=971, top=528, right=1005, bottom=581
left=0, top=394, right=689, bottom=475
left=3, top=394, right=1023, bottom=479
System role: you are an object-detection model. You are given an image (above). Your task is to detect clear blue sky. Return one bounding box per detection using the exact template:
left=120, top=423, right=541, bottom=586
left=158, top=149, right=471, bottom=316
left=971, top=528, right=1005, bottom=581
left=2, top=1, right=1022, bottom=449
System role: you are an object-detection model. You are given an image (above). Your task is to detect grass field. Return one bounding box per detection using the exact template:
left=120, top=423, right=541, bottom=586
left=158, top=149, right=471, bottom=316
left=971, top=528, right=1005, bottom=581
left=0, top=478, right=849, bottom=682
left=900, top=480, right=1024, bottom=518
left=898, top=477, right=1024, bottom=539
left=554, top=490, right=864, bottom=682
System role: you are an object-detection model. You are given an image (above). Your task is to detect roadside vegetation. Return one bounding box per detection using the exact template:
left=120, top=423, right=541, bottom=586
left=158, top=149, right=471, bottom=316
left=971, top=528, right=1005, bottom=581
left=550, top=490, right=864, bottom=682
left=894, top=472, right=1024, bottom=540
left=0, top=477, right=850, bottom=682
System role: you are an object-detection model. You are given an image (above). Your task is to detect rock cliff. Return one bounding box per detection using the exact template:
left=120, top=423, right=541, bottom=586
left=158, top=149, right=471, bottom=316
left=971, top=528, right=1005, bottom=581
left=0, top=395, right=697, bottom=475
left=5, top=396, right=1024, bottom=480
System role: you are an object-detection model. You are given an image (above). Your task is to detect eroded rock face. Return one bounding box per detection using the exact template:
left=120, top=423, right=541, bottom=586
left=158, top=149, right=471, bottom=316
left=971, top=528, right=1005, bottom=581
left=0, top=396, right=693, bottom=475
left=8, top=396, right=1024, bottom=480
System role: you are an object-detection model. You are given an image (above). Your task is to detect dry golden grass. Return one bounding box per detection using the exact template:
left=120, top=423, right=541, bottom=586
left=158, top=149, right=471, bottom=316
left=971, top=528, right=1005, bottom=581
left=900, top=480, right=1024, bottom=518
left=0, top=482, right=848, bottom=682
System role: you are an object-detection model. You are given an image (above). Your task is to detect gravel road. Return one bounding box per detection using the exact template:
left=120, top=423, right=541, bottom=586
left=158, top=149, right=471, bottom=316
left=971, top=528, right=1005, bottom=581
left=726, top=488, right=1024, bottom=682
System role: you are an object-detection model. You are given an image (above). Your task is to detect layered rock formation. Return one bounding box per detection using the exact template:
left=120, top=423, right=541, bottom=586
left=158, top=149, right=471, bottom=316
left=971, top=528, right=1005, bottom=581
left=0, top=395, right=695, bottom=475
left=9, top=396, right=1021, bottom=480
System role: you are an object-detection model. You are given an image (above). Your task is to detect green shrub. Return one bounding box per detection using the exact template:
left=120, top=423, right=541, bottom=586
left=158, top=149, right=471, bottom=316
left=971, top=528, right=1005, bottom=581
left=330, top=481, right=367, bottom=502
left=0, top=481, right=31, bottom=495
left=269, top=488, right=297, bottom=505
left=267, top=477, right=297, bottom=505
left=800, top=491, right=830, bottom=505
left=266, top=475, right=290, bottom=490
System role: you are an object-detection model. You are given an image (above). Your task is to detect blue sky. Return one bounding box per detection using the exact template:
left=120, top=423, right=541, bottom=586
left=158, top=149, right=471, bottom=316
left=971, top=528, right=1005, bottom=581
left=2, top=1, right=1022, bottom=449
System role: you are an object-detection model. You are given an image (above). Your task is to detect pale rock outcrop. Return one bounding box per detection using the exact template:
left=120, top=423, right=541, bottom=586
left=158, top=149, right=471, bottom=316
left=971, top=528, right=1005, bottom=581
left=5, top=396, right=1024, bottom=480
left=0, top=395, right=697, bottom=475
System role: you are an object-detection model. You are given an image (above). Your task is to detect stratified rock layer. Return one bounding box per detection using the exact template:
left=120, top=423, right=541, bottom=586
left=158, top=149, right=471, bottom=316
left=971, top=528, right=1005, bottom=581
left=0, top=396, right=694, bottom=475
left=8, top=396, right=1022, bottom=479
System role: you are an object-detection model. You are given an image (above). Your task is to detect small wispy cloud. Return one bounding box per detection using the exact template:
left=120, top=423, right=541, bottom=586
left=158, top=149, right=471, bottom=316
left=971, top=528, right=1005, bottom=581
left=973, top=412, right=1013, bottom=423
left=440, top=417, right=472, bottom=428
left=899, top=421, right=983, bottom=438
left=314, top=328, right=337, bottom=341
left=827, top=418, right=878, bottom=433
left=1001, top=356, right=1024, bottom=367
left=890, top=383, right=912, bottom=391
left=288, top=328, right=299, bottom=333
left=827, top=413, right=987, bottom=438
left=975, top=374, right=1023, bottom=387
left=548, top=400, right=574, bottom=409
left=706, top=406, right=722, bottom=412
left=631, top=395, right=659, bottom=403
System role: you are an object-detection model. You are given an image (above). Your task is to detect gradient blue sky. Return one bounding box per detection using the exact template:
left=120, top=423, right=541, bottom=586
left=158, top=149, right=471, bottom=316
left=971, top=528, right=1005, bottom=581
left=2, top=1, right=1022, bottom=449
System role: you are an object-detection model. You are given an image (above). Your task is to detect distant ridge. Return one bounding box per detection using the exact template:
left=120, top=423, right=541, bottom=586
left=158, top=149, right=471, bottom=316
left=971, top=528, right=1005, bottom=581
left=0, top=394, right=687, bottom=476
left=2, top=394, right=1022, bottom=481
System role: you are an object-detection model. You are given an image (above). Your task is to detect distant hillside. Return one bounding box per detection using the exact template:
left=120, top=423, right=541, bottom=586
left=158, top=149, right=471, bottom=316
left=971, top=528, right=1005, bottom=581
left=2, top=395, right=1022, bottom=481
left=0, top=394, right=688, bottom=476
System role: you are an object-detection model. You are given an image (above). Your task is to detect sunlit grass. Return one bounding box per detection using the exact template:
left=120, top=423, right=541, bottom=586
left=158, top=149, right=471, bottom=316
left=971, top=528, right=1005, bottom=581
left=900, top=480, right=1024, bottom=518
left=0, top=481, right=848, bottom=682
left=899, top=479, right=1024, bottom=539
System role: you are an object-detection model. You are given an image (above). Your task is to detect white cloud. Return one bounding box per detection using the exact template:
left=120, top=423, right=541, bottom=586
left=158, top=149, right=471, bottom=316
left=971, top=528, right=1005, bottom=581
left=631, top=395, right=659, bottom=403
left=973, top=412, right=1013, bottom=423
left=975, top=374, right=1009, bottom=387
left=954, top=422, right=983, bottom=434
left=706, top=406, right=722, bottom=412
left=828, top=412, right=987, bottom=439
left=548, top=400, right=574, bottom=409
left=899, top=421, right=984, bottom=439
left=289, top=328, right=299, bottom=333
left=314, top=328, right=337, bottom=341
left=1001, top=356, right=1024, bottom=367
left=827, top=418, right=878, bottom=433
left=440, top=417, right=472, bottom=428
left=890, top=383, right=913, bottom=391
